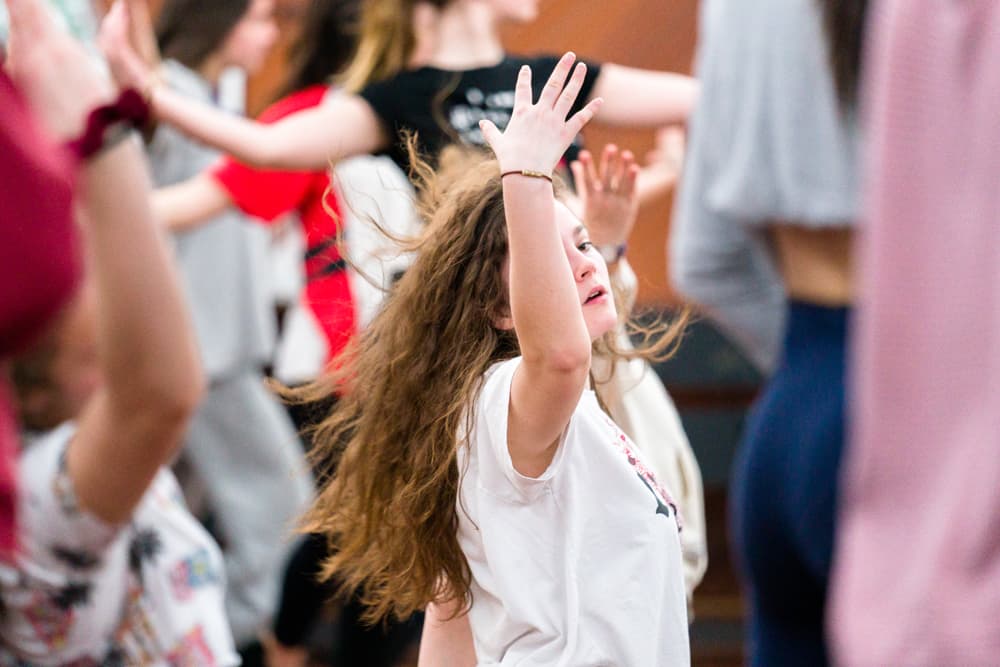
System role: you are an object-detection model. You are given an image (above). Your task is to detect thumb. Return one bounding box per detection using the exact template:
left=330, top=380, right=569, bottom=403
left=479, top=119, right=502, bottom=150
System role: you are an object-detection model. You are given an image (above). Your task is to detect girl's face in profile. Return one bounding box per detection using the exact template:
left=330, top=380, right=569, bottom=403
left=498, top=200, right=618, bottom=342
left=553, top=200, right=618, bottom=341
left=219, top=0, right=279, bottom=74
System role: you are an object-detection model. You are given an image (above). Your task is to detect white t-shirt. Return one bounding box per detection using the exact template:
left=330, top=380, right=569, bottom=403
left=457, top=358, right=690, bottom=666
left=0, top=424, right=238, bottom=666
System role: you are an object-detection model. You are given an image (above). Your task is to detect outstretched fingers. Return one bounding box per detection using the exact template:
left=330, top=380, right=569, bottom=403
left=513, top=63, right=533, bottom=110
left=479, top=119, right=503, bottom=152
left=565, top=96, right=603, bottom=138
left=553, top=61, right=588, bottom=120
left=537, top=51, right=576, bottom=109
left=599, top=144, right=617, bottom=189
left=620, top=151, right=639, bottom=199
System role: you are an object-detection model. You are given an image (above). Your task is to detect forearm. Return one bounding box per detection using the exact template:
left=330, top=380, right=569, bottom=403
left=153, top=173, right=232, bottom=231
left=505, top=177, right=590, bottom=369
left=152, top=86, right=285, bottom=167
left=79, top=137, right=202, bottom=412
left=151, top=88, right=383, bottom=170
left=593, top=65, right=698, bottom=127
left=419, top=600, right=476, bottom=667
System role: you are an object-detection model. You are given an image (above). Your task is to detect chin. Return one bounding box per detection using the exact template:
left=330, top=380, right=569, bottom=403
left=586, top=310, right=619, bottom=342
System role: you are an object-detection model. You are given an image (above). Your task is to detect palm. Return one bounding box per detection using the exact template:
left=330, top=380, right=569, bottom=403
left=571, top=145, right=639, bottom=247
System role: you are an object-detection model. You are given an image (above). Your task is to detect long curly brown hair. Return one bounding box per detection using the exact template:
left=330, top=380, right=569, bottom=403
left=297, top=146, right=687, bottom=624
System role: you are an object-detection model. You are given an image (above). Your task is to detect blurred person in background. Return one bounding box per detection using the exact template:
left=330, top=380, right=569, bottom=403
left=99, top=0, right=696, bottom=200
left=671, top=0, right=866, bottom=663
left=831, top=2, right=1000, bottom=664
left=0, top=2, right=83, bottom=561
left=137, top=0, right=313, bottom=661
left=0, top=0, right=236, bottom=662
left=150, top=0, right=360, bottom=371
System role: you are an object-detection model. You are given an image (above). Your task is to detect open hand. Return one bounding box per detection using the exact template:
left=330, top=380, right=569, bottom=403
left=3, top=0, right=113, bottom=140
left=479, top=52, right=602, bottom=176
left=570, top=144, right=639, bottom=247
left=125, top=0, right=160, bottom=73
left=99, top=0, right=156, bottom=93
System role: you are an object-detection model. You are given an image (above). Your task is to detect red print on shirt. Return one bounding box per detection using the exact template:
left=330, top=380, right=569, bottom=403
left=602, top=414, right=683, bottom=529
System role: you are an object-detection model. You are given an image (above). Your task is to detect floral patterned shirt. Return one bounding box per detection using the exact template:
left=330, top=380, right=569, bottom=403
left=0, top=423, right=238, bottom=666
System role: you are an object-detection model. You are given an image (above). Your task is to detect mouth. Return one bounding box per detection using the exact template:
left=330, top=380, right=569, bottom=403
left=583, top=287, right=607, bottom=306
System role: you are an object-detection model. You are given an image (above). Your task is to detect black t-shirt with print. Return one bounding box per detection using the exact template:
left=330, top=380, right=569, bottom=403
left=359, top=54, right=603, bottom=172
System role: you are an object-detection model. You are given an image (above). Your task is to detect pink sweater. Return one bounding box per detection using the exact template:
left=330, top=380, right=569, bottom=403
left=831, top=2, right=1000, bottom=664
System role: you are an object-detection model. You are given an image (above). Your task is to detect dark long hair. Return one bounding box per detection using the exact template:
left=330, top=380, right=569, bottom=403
left=156, top=0, right=251, bottom=70
left=279, top=0, right=361, bottom=97
left=818, top=0, right=869, bottom=109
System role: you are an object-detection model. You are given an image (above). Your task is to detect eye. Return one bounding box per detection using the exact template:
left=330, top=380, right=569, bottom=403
left=577, top=241, right=594, bottom=252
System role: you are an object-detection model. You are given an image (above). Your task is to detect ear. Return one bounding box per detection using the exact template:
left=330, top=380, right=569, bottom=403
left=493, top=313, right=514, bottom=331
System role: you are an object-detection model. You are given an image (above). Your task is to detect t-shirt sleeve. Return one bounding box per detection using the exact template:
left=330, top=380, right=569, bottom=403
left=357, top=76, right=403, bottom=138
left=474, top=357, right=572, bottom=499
left=16, top=425, right=121, bottom=571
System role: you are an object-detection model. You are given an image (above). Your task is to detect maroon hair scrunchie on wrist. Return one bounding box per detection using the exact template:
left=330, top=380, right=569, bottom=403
left=65, top=88, right=151, bottom=161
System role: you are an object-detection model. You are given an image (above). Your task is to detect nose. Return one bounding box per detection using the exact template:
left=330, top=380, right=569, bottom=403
left=573, top=249, right=598, bottom=282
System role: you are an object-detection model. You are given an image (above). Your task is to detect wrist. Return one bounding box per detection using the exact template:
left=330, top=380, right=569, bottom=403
left=65, top=88, right=152, bottom=161
left=500, top=168, right=553, bottom=183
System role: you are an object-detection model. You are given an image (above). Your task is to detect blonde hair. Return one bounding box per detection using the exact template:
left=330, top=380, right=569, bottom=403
left=340, top=0, right=450, bottom=92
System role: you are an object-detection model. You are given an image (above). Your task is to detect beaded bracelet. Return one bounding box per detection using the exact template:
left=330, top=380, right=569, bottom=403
left=500, top=169, right=553, bottom=183
left=65, top=88, right=151, bottom=161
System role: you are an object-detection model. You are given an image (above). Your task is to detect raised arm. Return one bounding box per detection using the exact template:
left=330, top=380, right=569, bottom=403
left=150, top=88, right=386, bottom=169
left=591, top=64, right=698, bottom=127
left=70, top=139, right=205, bottom=524
left=479, top=53, right=602, bottom=477
left=99, top=1, right=387, bottom=170
left=5, top=0, right=203, bottom=524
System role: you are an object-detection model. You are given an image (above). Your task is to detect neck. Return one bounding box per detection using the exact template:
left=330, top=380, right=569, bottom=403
left=412, top=1, right=505, bottom=70
left=197, top=55, right=227, bottom=87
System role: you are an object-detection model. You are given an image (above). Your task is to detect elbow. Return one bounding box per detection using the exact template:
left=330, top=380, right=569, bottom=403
left=523, top=344, right=592, bottom=381
left=143, top=375, right=205, bottom=430
left=164, top=363, right=207, bottom=422
left=244, top=142, right=281, bottom=170
left=118, top=360, right=206, bottom=433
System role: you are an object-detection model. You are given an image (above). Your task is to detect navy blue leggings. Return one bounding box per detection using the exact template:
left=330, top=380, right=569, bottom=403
left=731, top=301, right=848, bottom=667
